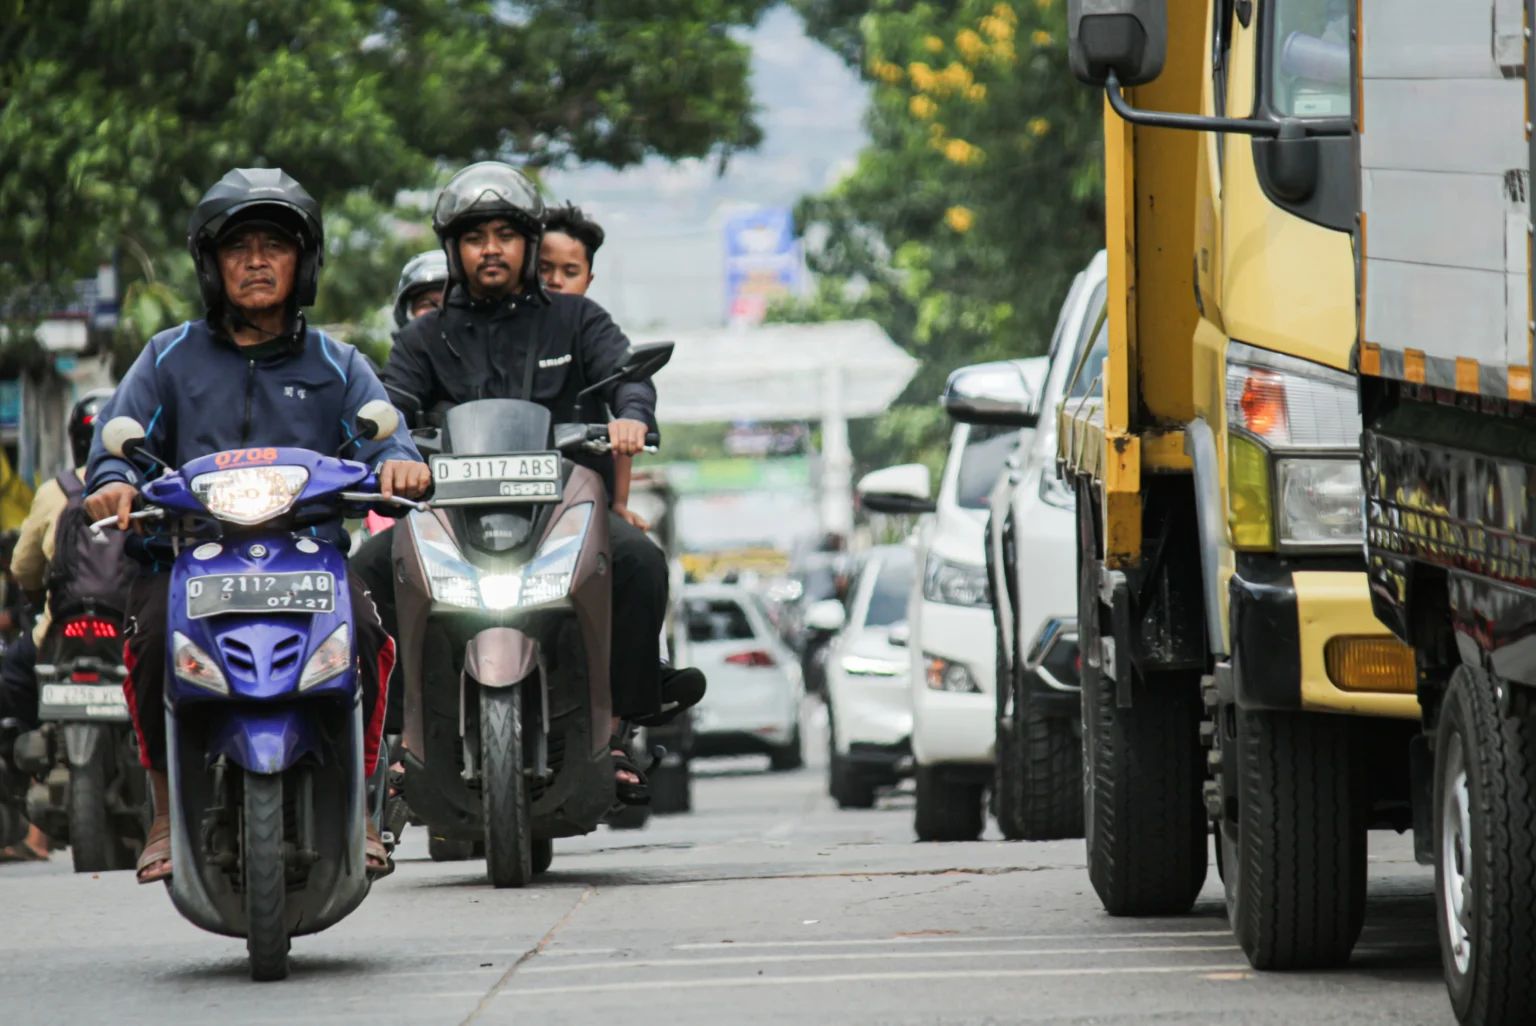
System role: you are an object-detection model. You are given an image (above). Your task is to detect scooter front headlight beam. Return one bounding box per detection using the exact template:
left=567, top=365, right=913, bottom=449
left=190, top=466, right=309, bottom=526
left=407, top=503, right=595, bottom=611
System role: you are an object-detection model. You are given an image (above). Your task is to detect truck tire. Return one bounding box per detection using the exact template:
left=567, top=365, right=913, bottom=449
left=1434, top=666, right=1536, bottom=1025
left=1017, top=696, right=1085, bottom=841
left=480, top=686, right=532, bottom=888
left=1220, top=705, right=1365, bottom=969
left=532, top=838, right=554, bottom=875
left=242, top=772, right=290, bottom=982
left=914, top=765, right=984, bottom=841
left=1082, top=655, right=1207, bottom=915
left=428, top=835, right=475, bottom=861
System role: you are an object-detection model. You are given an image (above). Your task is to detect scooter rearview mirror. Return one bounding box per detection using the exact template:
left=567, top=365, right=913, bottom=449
left=102, top=417, right=146, bottom=459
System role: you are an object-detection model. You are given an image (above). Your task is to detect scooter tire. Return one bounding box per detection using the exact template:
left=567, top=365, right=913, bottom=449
left=243, top=772, right=290, bottom=982
left=480, top=687, right=532, bottom=889
left=68, top=753, right=121, bottom=873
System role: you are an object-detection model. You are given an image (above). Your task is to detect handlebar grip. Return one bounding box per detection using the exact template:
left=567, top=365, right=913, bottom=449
left=644, top=432, right=659, bottom=447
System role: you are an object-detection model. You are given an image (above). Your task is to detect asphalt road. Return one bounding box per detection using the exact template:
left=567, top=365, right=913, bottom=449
left=2, top=705, right=1451, bottom=1025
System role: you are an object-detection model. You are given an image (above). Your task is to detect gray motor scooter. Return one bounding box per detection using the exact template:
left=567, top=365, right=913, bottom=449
left=394, top=343, right=671, bottom=888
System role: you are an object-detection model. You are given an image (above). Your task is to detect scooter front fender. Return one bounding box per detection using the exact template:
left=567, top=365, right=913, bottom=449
left=463, top=627, right=538, bottom=688
left=208, top=707, right=323, bottom=775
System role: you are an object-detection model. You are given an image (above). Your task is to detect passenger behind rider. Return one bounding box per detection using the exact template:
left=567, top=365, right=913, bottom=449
left=352, top=163, right=691, bottom=804
left=393, top=250, right=449, bottom=330
left=0, top=396, right=106, bottom=862
left=83, top=168, right=431, bottom=883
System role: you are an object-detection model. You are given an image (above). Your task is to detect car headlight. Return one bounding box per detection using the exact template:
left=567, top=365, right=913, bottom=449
left=407, top=503, right=594, bottom=611
left=922, top=555, right=989, bottom=607
left=1225, top=342, right=1362, bottom=550
left=298, top=623, right=352, bottom=690
left=172, top=631, right=228, bottom=694
left=924, top=654, right=980, bottom=692
left=190, top=466, right=309, bottom=526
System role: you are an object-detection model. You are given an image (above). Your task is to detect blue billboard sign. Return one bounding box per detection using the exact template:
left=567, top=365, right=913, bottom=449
left=724, top=207, right=802, bottom=325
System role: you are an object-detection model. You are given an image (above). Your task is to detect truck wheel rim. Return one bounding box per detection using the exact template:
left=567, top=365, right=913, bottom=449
left=1439, top=732, right=1474, bottom=977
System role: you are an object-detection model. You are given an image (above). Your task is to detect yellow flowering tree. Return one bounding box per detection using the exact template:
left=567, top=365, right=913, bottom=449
left=782, top=0, right=1104, bottom=472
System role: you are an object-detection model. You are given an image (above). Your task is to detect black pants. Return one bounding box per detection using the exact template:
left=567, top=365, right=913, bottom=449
left=350, top=511, right=666, bottom=720
left=123, top=572, right=391, bottom=773
left=0, top=632, right=38, bottom=728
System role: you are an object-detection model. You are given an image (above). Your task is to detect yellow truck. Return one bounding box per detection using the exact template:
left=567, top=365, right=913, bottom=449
left=1352, top=2, right=1536, bottom=1021
left=1059, top=0, right=1417, bottom=969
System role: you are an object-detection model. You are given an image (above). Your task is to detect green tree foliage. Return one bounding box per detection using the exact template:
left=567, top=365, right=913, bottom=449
left=0, top=0, right=771, bottom=350
left=782, top=0, right=1103, bottom=473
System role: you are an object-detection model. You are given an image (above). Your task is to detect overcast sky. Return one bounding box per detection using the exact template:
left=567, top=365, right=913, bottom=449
left=543, top=6, right=868, bottom=334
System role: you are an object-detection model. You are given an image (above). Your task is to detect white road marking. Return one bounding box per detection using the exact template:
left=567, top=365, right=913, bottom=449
left=671, top=929, right=1234, bottom=951
left=524, top=943, right=1235, bottom=974
left=503, top=963, right=1254, bottom=997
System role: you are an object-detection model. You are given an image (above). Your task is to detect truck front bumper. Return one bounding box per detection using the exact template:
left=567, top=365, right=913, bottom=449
left=1229, top=557, right=1419, bottom=719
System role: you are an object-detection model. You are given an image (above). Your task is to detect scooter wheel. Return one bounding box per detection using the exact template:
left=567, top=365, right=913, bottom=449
left=242, top=772, right=290, bottom=981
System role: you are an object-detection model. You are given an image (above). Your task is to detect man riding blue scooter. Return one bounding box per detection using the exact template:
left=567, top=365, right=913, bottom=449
left=84, top=167, right=430, bottom=885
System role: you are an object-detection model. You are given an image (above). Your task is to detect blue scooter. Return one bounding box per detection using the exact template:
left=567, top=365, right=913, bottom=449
left=95, top=400, right=414, bottom=981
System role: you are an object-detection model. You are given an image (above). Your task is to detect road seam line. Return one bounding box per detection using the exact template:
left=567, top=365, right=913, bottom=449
left=458, top=885, right=594, bottom=1025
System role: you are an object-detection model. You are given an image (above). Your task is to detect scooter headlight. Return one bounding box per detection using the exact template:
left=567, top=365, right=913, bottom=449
left=407, top=503, right=595, bottom=611
left=190, top=466, right=309, bottom=525
left=172, top=631, right=228, bottom=694
left=298, top=623, right=352, bottom=690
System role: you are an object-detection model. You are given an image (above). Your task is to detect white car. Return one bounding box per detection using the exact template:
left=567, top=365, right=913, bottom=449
left=859, top=358, right=1046, bottom=840
left=985, top=250, right=1108, bottom=840
left=819, top=544, right=917, bottom=808
left=681, top=583, right=804, bottom=770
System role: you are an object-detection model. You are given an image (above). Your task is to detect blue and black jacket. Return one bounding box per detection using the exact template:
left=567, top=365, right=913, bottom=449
left=87, top=318, right=423, bottom=558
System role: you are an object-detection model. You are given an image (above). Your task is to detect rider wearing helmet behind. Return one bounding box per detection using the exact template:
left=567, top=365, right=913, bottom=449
left=0, top=391, right=114, bottom=862
left=354, top=162, right=692, bottom=805
left=392, top=250, right=449, bottom=331
left=82, top=168, right=429, bottom=884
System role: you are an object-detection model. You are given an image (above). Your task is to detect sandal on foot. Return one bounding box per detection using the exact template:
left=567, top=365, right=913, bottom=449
left=136, top=816, right=173, bottom=884
left=609, top=734, right=651, bottom=806
left=632, top=667, right=707, bottom=728
left=366, top=821, right=394, bottom=879
left=0, top=840, right=49, bottom=863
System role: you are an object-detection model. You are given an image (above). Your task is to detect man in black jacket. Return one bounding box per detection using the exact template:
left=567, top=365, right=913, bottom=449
left=352, top=162, right=676, bottom=803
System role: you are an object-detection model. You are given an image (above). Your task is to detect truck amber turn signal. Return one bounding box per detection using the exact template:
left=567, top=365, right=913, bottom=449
left=1324, top=636, right=1416, bottom=693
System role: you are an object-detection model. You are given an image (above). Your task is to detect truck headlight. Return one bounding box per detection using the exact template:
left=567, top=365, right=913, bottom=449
left=922, top=555, right=989, bottom=608
left=1275, top=457, right=1362, bottom=546
left=1225, top=343, right=1362, bottom=551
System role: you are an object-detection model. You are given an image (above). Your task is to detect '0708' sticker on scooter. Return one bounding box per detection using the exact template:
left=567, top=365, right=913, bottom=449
left=430, top=452, right=563, bottom=503
left=186, top=572, right=336, bottom=618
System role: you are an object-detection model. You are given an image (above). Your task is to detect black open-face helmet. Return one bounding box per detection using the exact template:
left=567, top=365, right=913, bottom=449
left=69, top=387, right=113, bottom=468
left=187, top=167, right=324, bottom=315
left=432, top=162, right=545, bottom=294
left=392, top=250, right=450, bottom=327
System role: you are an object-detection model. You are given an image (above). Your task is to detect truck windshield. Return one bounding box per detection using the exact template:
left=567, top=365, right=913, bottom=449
left=1269, top=0, right=1350, bottom=118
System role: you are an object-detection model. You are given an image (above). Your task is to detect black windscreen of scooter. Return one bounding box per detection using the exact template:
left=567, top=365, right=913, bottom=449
left=443, top=399, right=554, bottom=554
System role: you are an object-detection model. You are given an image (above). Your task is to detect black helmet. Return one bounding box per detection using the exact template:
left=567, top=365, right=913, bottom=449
left=187, top=167, right=324, bottom=314
left=392, top=250, right=450, bottom=327
left=68, top=388, right=113, bottom=468
left=432, top=162, right=544, bottom=293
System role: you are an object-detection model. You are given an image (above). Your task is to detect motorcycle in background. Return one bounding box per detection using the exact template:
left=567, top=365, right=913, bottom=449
left=94, top=400, right=406, bottom=981
left=20, top=613, right=147, bottom=872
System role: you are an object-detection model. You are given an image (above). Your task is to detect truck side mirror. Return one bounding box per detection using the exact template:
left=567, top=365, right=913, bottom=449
left=1067, top=0, right=1167, bottom=87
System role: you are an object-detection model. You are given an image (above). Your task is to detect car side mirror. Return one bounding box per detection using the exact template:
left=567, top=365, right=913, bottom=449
left=102, top=417, right=146, bottom=459
left=355, top=400, right=400, bottom=441
left=1067, top=0, right=1167, bottom=87
left=942, top=362, right=1041, bottom=428
left=805, top=599, right=846, bottom=634
left=858, top=464, right=937, bottom=516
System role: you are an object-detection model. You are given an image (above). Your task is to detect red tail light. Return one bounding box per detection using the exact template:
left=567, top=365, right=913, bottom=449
left=71, top=671, right=101, bottom=683
left=725, top=649, right=777, bottom=668
left=63, top=617, right=119, bottom=640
